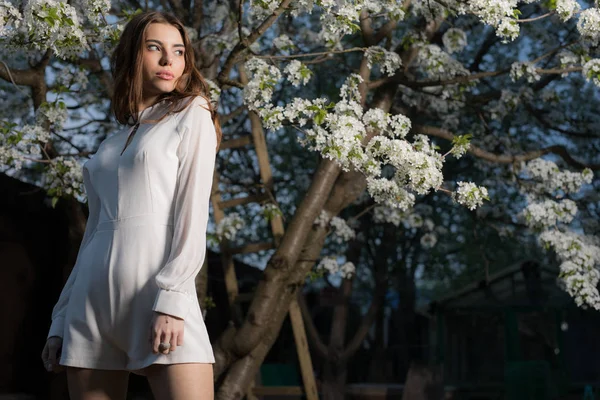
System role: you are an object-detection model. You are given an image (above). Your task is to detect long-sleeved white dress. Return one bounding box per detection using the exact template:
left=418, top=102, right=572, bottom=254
left=47, top=95, right=216, bottom=372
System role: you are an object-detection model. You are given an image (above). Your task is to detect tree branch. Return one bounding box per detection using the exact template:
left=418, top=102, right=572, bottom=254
left=414, top=124, right=600, bottom=170
left=297, top=291, right=329, bottom=359
left=217, top=0, right=294, bottom=86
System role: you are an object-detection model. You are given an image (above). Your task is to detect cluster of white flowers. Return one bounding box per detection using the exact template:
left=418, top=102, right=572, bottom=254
left=557, top=49, right=584, bottom=77
left=283, top=60, right=312, bottom=87
left=510, top=62, right=541, bottom=83
left=315, top=0, right=405, bottom=46
left=420, top=232, right=438, bottom=249
left=522, top=199, right=578, bottom=230
left=36, top=101, right=68, bottom=131
left=248, top=0, right=281, bottom=24
left=486, top=88, right=533, bottom=120
left=450, top=0, right=520, bottom=41
left=314, top=209, right=331, bottom=227
left=204, top=79, right=222, bottom=106
left=0, top=1, right=21, bottom=37
left=582, top=59, right=600, bottom=88
left=365, top=46, right=402, bottom=76
left=373, top=205, right=403, bottom=226
left=442, top=28, right=468, bottom=54
left=452, top=181, right=489, bottom=210
left=316, top=256, right=356, bottom=279
left=524, top=159, right=593, bottom=196
left=539, top=230, right=600, bottom=309
left=20, top=0, right=89, bottom=59
left=577, top=7, right=600, bottom=46
left=329, top=216, right=356, bottom=243
left=415, top=45, right=470, bottom=82
left=261, top=203, right=282, bottom=221
left=449, top=134, right=472, bottom=159
left=243, top=55, right=485, bottom=211
left=0, top=122, right=51, bottom=170
left=273, top=34, right=295, bottom=51
left=406, top=212, right=423, bottom=228
left=555, top=0, right=581, bottom=21
left=43, top=156, right=84, bottom=198
left=313, top=210, right=355, bottom=243
left=56, top=68, right=89, bottom=91
left=520, top=159, right=598, bottom=309
left=216, top=213, right=245, bottom=241
left=243, top=58, right=282, bottom=110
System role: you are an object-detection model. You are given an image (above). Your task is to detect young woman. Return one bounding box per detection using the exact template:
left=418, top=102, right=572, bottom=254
left=40, top=11, right=220, bottom=400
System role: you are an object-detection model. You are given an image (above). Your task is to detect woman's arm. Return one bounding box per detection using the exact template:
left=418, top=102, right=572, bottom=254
left=47, top=166, right=100, bottom=339
left=152, top=96, right=217, bottom=320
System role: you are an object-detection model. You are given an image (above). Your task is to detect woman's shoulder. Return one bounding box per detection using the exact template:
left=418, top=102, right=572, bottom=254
left=173, top=95, right=211, bottom=131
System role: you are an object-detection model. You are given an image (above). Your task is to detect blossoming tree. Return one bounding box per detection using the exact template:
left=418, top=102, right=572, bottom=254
left=1, top=0, right=599, bottom=398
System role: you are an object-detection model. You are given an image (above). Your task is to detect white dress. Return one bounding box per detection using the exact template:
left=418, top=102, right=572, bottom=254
left=47, top=96, right=216, bottom=372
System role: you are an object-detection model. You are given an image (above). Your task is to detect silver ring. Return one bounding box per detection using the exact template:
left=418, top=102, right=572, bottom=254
left=158, top=342, right=171, bottom=352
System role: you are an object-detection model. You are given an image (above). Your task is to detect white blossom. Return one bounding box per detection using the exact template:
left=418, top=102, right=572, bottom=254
left=316, top=256, right=355, bottom=278
left=522, top=199, right=578, bottom=230
left=314, top=210, right=331, bottom=227
left=365, top=46, right=402, bottom=76
left=373, top=205, right=403, bottom=226
left=216, top=213, right=245, bottom=241
left=540, top=230, right=600, bottom=310
left=204, top=79, right=221, bottom=106
left=442, top=28, right=468, bottom=54
left=577, top=7, right=600, bottom=46
left=555, top=0, right=581, bottom=21
left=43, top=156, right=84, bottom=198
left=0, top=1, right=21, bottom=37
left=283, top=60, right=312, bottom=87
left=510, top=62, right=540, bottom=83
left=523, top=159, right=593, bottom=195
left=329, top=216, right=356, bottom=243
left=582, top=59, right=600, bottom=88
left=452, top=181, right=489, bottom=210
left=406, top=213, right=423, bottom=228
left=19, top=0, right=89, bottom=59
left=273, top=34, right=295, bottom=51
left=420, top=232, right=438, bottom=249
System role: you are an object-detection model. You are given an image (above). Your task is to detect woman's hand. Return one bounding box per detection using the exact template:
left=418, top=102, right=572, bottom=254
left=41, top=336, right=64, bottom=373
left=150, top=311, right=184, bottom=354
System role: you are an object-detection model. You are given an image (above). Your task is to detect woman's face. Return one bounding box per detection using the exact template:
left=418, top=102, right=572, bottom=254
left=141, top=22, right=186, bottom=100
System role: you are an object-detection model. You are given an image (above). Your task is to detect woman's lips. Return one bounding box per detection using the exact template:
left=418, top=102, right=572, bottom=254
left=156, top=72, right=174, bottom=80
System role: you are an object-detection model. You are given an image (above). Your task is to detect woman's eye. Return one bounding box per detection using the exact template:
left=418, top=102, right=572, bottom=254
left=148, top=44, right=160, bottom=51
left=175, top=50, right=184, bottom=56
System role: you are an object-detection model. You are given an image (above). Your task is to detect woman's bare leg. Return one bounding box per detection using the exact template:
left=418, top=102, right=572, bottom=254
left=66, top=367, right=129, bottom=400
left=145, top=363, right=214, bottom=400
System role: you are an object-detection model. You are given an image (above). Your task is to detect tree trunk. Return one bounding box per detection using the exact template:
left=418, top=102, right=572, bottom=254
left=401, top=362, right=444, bottom=400
left=321, top=279, right=352, bottom=400
left=213, top=81, right=399, bottom=400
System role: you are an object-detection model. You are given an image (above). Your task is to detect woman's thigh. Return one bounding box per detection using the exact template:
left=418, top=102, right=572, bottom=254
left=145, top=363, right=214, bottom=400
left=66, top=367, right=129, bottom=400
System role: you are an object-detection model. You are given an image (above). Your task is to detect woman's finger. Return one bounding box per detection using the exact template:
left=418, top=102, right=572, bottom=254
left=47, top=344, right=58, bottom=371
left=41, top=343, right=49, bottom=362
left=152, top=327, right=162, bottom=354
left=177, top=330, right=184, bottom=346
left=160, top=331, right=172, bottom=354
left=169, top=333, right=178, bottom=352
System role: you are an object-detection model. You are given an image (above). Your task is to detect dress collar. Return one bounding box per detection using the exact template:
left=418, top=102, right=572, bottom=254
left=126, top=98, right=170, bottom=126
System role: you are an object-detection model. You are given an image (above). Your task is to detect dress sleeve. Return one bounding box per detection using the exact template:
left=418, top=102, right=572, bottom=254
left=152, top=96, right=217, bottom=320
left=47, top=166, right=100, bottom=339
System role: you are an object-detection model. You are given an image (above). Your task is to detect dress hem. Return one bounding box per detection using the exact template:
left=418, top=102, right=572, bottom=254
left=60, top=356, right=215, bottom=376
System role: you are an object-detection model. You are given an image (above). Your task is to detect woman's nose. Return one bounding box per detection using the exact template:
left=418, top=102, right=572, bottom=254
left=160, top=55, right=172, bottom=66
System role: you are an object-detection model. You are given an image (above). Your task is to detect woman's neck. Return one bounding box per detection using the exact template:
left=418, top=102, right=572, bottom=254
left=139, top=95, right=161, bottom=113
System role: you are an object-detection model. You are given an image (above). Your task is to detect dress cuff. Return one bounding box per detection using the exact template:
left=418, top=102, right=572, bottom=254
left=152, top=289, right=192, bottom=320
left=47, top=316, right=65, bottom=339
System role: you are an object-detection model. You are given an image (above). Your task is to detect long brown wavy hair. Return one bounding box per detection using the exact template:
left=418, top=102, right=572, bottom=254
left=110, top=11, right=222, bottom=150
